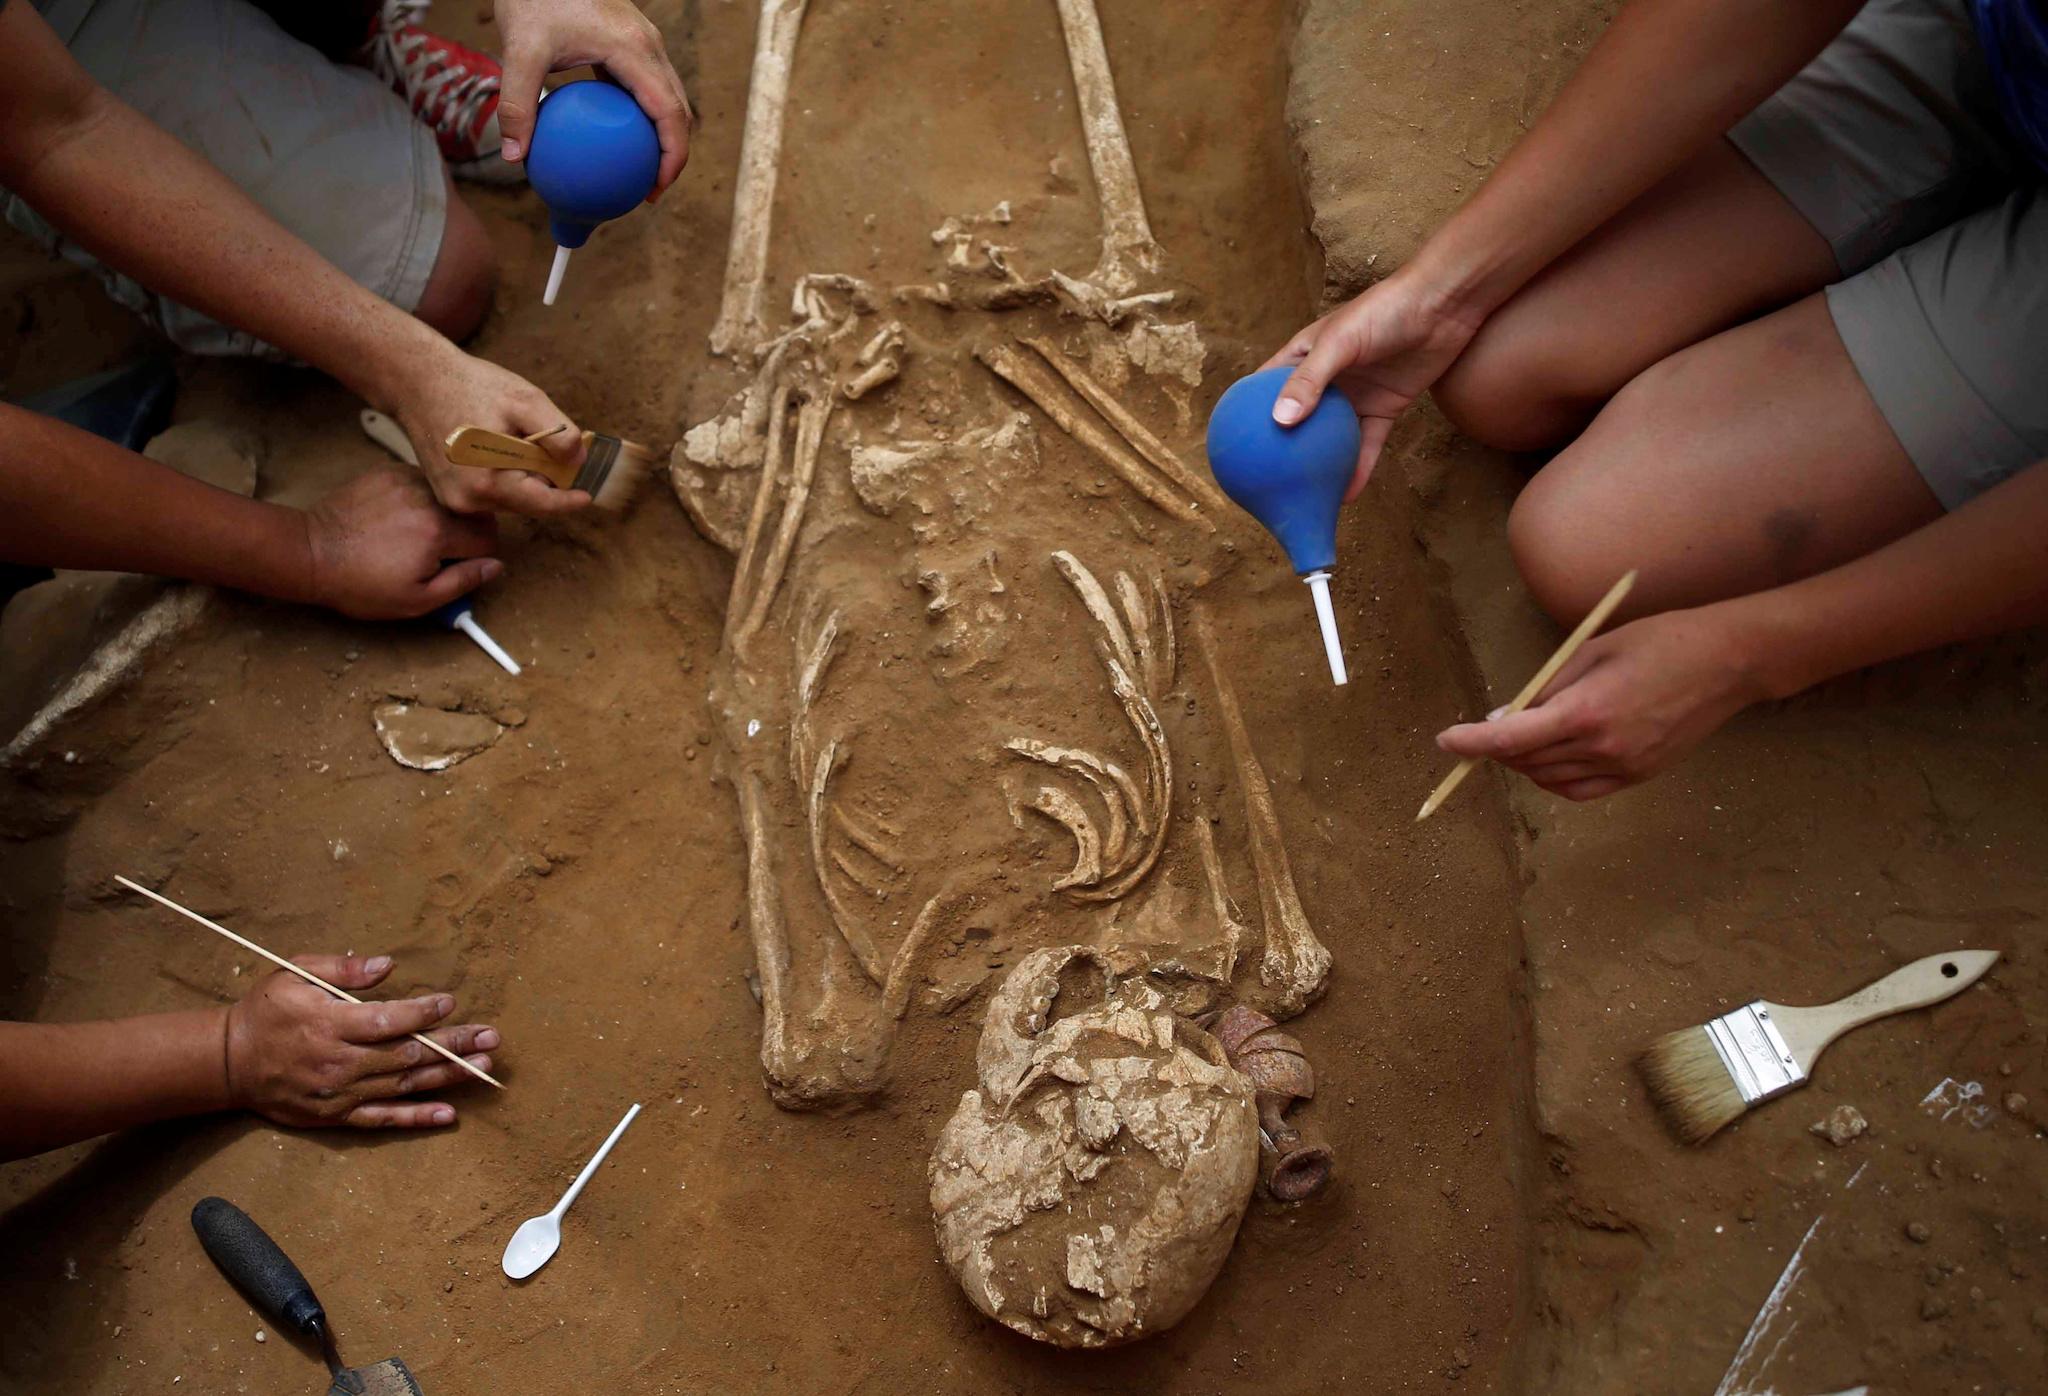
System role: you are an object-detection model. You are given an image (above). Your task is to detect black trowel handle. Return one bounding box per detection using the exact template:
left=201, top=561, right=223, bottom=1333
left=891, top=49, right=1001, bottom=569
left=191, top=1197, right=327, bottom=1338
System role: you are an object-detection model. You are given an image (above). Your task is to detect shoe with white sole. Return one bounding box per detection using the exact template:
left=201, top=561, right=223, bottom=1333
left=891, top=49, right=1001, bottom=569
left=365, top=0, right=523, bottom=185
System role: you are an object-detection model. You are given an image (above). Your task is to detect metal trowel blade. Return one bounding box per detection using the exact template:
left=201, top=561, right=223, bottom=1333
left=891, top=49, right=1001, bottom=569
left=329, top=1358, right=423, bottom=1396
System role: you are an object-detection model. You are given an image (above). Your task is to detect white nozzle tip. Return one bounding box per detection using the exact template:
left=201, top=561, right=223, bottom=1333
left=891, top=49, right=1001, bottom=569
left=456, top=613, right=522, bottom=676
left=1304, top=571, right=1348, bottom=686
left=543, top=245, right=572, bottom=307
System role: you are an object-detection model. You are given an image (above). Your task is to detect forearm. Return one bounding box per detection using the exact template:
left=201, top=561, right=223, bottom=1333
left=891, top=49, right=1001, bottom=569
left=0, top=4, right=447, bottom=406
left=1732, top=459, right=2048, bottom=698
left=1412, top=0, right=1868, bottom=318
left=0, top=403, right=317, bottom=601
left=0, top=1009, right=232, bottom=1160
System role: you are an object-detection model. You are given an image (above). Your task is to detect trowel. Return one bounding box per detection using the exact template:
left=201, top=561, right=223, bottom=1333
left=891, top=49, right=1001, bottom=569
left=191, top=1197, right=423, bottom=1395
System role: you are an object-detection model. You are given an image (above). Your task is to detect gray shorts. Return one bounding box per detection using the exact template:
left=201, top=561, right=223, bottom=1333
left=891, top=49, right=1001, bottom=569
left=1730, top=0, right=2047, bottom=510
left=4, top=0, right=446, bottom=359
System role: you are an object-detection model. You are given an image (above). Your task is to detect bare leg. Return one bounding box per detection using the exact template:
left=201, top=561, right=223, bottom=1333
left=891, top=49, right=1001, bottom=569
left=1508, top=294, right=1941, bottom=622
left=1435, top=140, right=1838, bottom=451
left=414, top=173, right=498, bottom=342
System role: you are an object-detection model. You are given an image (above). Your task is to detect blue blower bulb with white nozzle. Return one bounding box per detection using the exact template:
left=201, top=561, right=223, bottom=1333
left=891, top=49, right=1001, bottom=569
left=526, top=80, right=661, bottom=307
left=1205, top=365, right=1360, bottom=685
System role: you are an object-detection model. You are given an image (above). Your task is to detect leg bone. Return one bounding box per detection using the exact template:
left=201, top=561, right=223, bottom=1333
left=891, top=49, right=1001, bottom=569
left=710, top=0, right=810, bottom=356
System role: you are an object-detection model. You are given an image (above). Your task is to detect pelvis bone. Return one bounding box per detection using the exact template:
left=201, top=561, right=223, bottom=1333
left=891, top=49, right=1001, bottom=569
left=930, top=947, right=1259, bottom=1347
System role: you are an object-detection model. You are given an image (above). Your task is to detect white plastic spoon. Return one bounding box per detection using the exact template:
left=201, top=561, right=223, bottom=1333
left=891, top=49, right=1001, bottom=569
left=501, top=1103, right=641, bottom=1280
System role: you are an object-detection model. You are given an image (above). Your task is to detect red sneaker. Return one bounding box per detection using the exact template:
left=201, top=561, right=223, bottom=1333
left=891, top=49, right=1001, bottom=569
left=365, top=0, right=522, bottom=185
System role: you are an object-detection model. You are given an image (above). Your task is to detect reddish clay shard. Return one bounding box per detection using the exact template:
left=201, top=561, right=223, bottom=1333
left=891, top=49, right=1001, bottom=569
left=1211, top=1004, right=1334, bottom=1202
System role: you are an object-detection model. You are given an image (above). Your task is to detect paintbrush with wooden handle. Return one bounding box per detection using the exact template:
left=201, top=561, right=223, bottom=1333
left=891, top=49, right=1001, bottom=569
left=1636, top=948, right=1999, bottom=1144
left=443, top=424, right=654, bottom=511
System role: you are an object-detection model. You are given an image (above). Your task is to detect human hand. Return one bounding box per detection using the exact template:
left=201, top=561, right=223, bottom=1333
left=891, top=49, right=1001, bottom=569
left=302, top=468, right=503, bottom=619
left=1261, top=269, right=1490, bottom=500
left=1435, top=606, right=1767, bottom=801
left=224, top=955, right=500, bottom=1130
left=493, top=0, right=693, bottom=198
left=389, top=348, right=592, bottom=518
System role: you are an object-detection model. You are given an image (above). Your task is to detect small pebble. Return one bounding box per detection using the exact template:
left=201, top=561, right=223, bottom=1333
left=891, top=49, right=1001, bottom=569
left=254, top=1330, right=266, bottom=1344
left=1921, top=1295, right=1951, bottom=1321
left=1905, top=1220, right=1932, bottom=1244
left=444, top=1281, right=454, bottom=1294
left=2004, top=1091, right=2027, bottom=1114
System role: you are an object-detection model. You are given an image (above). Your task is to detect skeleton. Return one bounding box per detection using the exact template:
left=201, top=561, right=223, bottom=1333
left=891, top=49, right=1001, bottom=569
left=930, top=946, right=1259, bottom=1347
left=670, top=0, right=1333, bottom=1117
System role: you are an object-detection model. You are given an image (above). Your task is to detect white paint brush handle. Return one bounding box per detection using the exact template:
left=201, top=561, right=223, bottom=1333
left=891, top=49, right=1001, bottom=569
left=1768, top=949, right=1999, bottom=1066
left=553, top=1103, right=641, bottom=1218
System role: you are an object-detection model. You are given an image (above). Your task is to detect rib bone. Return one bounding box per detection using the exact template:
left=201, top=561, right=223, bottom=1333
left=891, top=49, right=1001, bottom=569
left=711, top=0, right=810, bottom=356
left=1190, top=607, right=1330, bottom=1015
left=1052, top=0, right=1162, bottom=293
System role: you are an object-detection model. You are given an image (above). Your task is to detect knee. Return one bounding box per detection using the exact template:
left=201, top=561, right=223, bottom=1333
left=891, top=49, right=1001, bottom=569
left=1433, top=321, right=1599, bottom=454
left=414, top=193, right=498, bottom=342
left=1507, top=465, right=1625, bottom=626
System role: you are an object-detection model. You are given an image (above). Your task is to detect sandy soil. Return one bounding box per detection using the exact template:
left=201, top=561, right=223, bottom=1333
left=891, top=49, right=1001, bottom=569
left=3, top=1, right=1532, bottom=1392
left=3, top=1, right=2042, bottom=1393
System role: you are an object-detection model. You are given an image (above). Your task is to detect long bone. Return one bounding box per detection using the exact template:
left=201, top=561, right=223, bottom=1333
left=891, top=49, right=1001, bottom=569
left=710, top=0, right=810, bottom=355
left=808, top=739, right=889, bottom=984
left=977, top=344, right=1210, bottom=530
left=1191, top=814, right=1249, bottom=985
left=1051, top=0, right=1162, bottom=294
left=1189, top=607, right=1331, bottom=1015
left=733, top=389, right=833, bottom=650
left=1013, top=783, right=1104, bottom=892
left=723, top=379, right=794, bottom=645
left=1020, top=337, right=1230, bottom=517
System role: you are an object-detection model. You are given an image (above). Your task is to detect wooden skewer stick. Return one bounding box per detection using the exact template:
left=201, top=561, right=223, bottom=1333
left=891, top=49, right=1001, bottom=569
left=115, top=875, right=505, bottom=1090
left=1415, top=569, right=1638, bottom=823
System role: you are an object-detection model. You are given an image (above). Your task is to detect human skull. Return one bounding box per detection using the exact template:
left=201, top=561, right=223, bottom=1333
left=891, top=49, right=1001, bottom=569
left=929, top=946, right=1259, bottom=1346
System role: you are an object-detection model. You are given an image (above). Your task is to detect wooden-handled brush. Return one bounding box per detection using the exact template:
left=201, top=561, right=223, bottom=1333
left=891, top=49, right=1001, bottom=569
left=444, top=425, right=653, bottom=510
left=358, top=410, right=654, bottom=511
left=1636, top=948, right=1999, bottom=1144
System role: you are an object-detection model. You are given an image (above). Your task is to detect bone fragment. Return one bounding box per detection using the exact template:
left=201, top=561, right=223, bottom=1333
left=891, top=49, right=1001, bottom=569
left=1191, top=815, right=1249, bottom=985
left=724, top=380, right=794, bottom=644
left=1050, top=272, right=1176, bottom=325
left=882, top=888, right=957, bottom=1022
left=1021, top=337, right=1230, bottom=516
left=832, top=803, right=904, bottom=871
left=1051, top=0, right=1161, bottom=293
left=1005, top=738, right=1138, bottom=872
left=1189, top=607, right=1330, bottom=1015
left=807, top=740, right=888, bottom=985
left=842, top=357, right=900, bottom=401
left=2, top=586, right=210, bottom=768
left=734, top=391, right=833, bottom=650
left=1051, top=550, right=1140, bottom=678
left=711, top=0, right=810, bottom=356
left=979, top=345, right=1210, bottom=530
left=737, top=770, right=794, bottom=1071
left=1016, top=783, right=1105, bottom=892
left=1050, top=552, right=1172, bottom=904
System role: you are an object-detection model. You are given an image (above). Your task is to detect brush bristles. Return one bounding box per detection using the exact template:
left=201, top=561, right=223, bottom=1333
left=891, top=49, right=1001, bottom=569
left=586, top=436, right=655, bottom=512
left=1636, top=1028, right=1747, bottom=1145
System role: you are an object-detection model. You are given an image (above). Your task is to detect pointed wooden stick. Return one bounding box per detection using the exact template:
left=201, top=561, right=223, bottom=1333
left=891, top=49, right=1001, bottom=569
left=115, top=875, right=505, bottom=1090
left=1415, top=569, right=1638, bottom=823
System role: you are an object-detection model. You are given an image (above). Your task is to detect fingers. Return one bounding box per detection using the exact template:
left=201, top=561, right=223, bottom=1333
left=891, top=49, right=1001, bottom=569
left=602, top=46, right=693, bottom=195
left=1552, top=776, right=1627, bottom=803
left=344, top=1100, right=457, bottom=1129
left=1259, top=318, right=1328, bottom=372
left=1347, top=416, right=1395, bottom=502
left=354, top=1052, right=496, bottom=1102
left=355, top=1024, right=502, bottom=1079
left=437, top=507, right=500, bottom=560
left=495, top=40, right=547, bottom=164
left=1437, top=702, right=1583, bottom=762
left=1272, top=326, right=1355, bottom=427
left=334, top=993, right=455, bottom=1045
left=290, top=953, right=393, bottom=990
left=439, top=465, right=590, bottom=519
left=419, top=557, right=507, bottom=611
